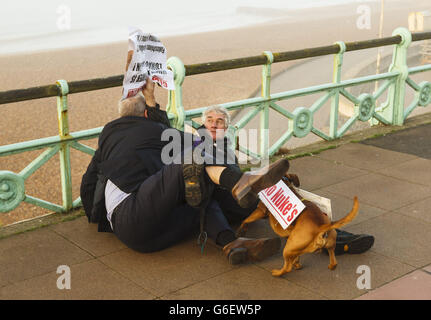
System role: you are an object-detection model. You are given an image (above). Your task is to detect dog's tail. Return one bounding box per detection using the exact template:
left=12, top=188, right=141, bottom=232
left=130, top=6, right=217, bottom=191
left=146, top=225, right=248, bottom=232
left=319, top=196, right=359, bottom=233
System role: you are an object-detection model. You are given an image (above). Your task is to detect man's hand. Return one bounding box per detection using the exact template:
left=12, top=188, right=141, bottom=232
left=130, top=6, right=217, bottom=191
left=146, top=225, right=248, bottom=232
left=142, top=77, right=156, bottom=107
left=126, top=49, right=156, bottom=107
left=126, top=50, right=133, bottom=71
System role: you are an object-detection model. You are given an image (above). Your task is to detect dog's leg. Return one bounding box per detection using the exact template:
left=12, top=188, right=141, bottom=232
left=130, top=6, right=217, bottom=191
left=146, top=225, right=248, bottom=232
left=272, top=229, right=315, bottom=277
left=236, top=206, right=267, bottom=237
left=273, top=256, right=301, bottom=275
left=271, top=255, right=295, bottom=277
left=293, top=256, right=302, bottom=270
left=325, top=230, right=337, bottom=270
left=271, top=240, right=298, bottom=277
left=327, top=248, right=337, bottom=270
left=271, top=254, right=298, bottom=277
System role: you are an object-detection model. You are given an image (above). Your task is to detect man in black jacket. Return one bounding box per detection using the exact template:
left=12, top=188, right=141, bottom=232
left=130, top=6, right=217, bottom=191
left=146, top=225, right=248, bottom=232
left=80, top=79, right=290, bottom=265
left=198, top=105, right=375, bottom=256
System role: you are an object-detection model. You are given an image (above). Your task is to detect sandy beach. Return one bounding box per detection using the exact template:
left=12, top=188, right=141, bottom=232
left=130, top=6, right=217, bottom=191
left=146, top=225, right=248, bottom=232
left=0, top=0, right=430, bottom=226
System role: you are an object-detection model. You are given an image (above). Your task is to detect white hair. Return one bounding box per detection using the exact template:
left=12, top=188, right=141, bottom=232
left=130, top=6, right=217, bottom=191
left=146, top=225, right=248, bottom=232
left=201, top=105, right=230, bottom=127
left=118, top=93, right=146, bottom=117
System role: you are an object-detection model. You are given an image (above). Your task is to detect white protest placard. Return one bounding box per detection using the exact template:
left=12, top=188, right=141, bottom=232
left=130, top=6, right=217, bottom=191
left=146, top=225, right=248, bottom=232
left=122, top=27, right=174, bottom=99
left=258, top=181, right=306, bottom=230
left=294, top=187, right=332, bottom=220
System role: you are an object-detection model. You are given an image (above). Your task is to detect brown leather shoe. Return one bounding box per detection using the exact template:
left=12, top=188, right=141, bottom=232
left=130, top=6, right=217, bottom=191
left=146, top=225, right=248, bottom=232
left=223, top=237, right=281, bottom=265
left=232, top=158, right=290, bottom=208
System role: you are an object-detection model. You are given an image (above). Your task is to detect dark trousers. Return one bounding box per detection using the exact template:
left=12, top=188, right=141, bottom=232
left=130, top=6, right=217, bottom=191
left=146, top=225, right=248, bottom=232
left=111, top=163, right=233, bottom=253
left=212, top=187, right=258, bottom=225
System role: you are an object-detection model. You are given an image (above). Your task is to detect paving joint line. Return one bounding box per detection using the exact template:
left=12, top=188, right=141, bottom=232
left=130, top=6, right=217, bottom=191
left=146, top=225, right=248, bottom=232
left=305, top=172, right=370, bottom=193
left=309, top=189, right=391, bottom=219
left=89, top=247, right=161, bottom=298
left=93, top=257, right=159, bottom=298
left=364, top=168, right=431, bottom=189
left=392, top=193, right=431, bottom=210
left=364, top=248, right=426, bottom=273
left=369, top=265, right=430, bottom=292
left=314, top=148, right=420, bottom=173
left=157, top=267, right=240, bottom=300
left=384, top=210, right=431, bottom=227
left=421, top=269, right=431, bottom=276
left=50, top=227, right=98, bottom=259
left=252, top=262, right=331, bottom=300
left=311, top=185, right=392, bottom=212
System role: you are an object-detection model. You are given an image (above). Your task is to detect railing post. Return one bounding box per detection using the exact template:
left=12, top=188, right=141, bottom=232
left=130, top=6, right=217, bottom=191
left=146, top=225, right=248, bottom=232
left=375, top=27, right=412, bottom=125
left=260, top=51, right=273, bottom=161
left=330, top=41, right=346, bottom=138
left=56, top=80, right=72, bottom=212
left=166, top=57, right=186, bottom=130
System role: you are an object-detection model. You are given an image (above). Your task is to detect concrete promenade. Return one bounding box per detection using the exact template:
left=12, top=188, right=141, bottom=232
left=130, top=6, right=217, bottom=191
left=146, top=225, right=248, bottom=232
left=0, top=114, right=431, bottom=301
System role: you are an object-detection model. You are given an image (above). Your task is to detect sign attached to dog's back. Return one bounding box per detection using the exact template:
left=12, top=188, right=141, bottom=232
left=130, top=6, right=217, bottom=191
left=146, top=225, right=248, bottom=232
left=258, top=181, right=306, bottom=229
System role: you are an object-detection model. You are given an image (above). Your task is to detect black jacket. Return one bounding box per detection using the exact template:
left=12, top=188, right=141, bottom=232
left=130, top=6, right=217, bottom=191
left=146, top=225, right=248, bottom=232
left=195, top=125, right=238, bottom=167
left=80, top=115, right=173, bottom=232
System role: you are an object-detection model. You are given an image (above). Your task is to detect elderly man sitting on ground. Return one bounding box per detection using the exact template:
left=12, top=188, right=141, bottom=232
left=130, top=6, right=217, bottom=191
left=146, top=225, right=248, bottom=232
left=197, top=104, right=375, bottom=256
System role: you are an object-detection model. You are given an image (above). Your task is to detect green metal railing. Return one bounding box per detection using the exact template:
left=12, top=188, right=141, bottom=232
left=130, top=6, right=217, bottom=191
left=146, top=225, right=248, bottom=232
left=1, top=27, right=431, bottom=215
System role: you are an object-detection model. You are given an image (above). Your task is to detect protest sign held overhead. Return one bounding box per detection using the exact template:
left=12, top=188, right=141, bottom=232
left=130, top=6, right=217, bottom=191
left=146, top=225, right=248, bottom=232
left=122, top=27, right=174, bottom=99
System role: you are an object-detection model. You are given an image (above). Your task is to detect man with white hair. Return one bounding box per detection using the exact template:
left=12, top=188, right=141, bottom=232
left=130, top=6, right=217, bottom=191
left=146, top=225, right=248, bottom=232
left=199, top=105, right=375, bottom=256
left=197, top=105, right=257, bottom=224
left=80, top=74, right=292, bottom=264
left=201, top=105, right=231, bottom=141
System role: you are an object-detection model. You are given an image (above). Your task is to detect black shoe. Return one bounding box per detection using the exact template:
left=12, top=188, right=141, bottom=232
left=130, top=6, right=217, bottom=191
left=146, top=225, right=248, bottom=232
left=334, top=230, right=374, bottom=255
left=183, top=163, right=206, bottom=208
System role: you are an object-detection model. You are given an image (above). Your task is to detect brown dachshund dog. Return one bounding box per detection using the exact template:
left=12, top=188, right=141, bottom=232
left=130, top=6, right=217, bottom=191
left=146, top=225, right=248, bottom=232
left=237, top=174, right=359, bottom=277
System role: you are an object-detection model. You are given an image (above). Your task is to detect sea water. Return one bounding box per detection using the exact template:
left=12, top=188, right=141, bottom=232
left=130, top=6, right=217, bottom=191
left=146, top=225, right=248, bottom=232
left=0, top=0, right=377, bottom=55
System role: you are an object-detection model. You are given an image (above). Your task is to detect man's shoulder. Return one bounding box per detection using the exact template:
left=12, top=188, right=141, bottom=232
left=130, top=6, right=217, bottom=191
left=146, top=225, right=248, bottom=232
left=104, top=116, right=144, bottom=127
left=100, top=116, right=173, bottom=143
left=101, top=116, right=147, bottom=133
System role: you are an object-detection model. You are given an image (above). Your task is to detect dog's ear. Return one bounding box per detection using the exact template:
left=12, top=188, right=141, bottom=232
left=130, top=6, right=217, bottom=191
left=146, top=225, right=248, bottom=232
left=285, top=174, right=300, bottom=187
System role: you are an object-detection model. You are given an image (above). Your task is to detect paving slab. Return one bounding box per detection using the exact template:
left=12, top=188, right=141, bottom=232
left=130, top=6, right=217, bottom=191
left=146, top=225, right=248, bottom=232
left=393, top=196, right=431, bottom=224
left=0, top=228, right=92, bottom=287
left=98, top=239, right=234, bottom=298
left=343, top=212, right=431, bottom=268
left=0, top=259, right=154, bottom=300
left=311, top=189, right=387, bottom=226
left=162, top=264, right=326, bottom=300
left=50, top=216, right=126, bottom=257
left=287, top=155, right=368, bottom=191
left=256, top=249, right=415, bottom=300
left=316, top=143, right=417, bottom=171
left=377, top=157, right=431, bottom=187
left=321, top=172, right=431, bottom=212
left=361, top=123, right=431, bottom=160
left=356, top=269, right=431, bottom=300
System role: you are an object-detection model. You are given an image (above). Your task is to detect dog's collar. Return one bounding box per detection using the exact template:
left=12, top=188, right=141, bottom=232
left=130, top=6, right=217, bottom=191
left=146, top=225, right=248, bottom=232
left=281, top=176, right=291, bottom=184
